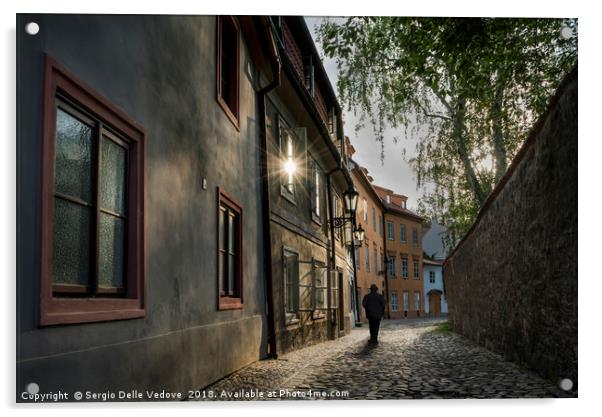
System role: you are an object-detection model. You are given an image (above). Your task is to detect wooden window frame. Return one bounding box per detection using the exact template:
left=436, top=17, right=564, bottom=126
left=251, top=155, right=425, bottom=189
left=401, top=256, right=409, bottom=279
left=391, top=292, right=398, bottom=312
left=283, top=246, right=300, bottom=324
left=413, top=256, right=420, bottom=280
left=309, top=157, right=321, bottom=224
left=217, top=188, right=244, bottom=310
left=387, top=221, right=395, bottom=241
left=216, top=15, right=240, bottom=130
left=39, top=55, right=146, bottom=326
left=400, top=224, right=407, bottom=243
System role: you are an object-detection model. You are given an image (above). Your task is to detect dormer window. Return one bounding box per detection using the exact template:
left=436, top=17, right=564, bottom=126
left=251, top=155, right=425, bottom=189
left=386, top=195, right=391, bottom=204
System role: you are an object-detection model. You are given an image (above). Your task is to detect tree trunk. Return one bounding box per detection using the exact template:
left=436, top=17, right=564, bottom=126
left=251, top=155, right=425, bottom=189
left=491, top=77, right=508, bottom=182
left=452, top=98, right=487, bottom=206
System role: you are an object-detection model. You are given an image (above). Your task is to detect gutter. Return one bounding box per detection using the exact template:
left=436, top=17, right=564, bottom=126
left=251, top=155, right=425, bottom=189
left=257, top=17, right=281, bottom=359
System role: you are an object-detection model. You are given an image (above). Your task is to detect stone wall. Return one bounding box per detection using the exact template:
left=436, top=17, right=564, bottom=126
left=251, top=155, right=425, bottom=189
left=444, top=67, right=577, bottom=393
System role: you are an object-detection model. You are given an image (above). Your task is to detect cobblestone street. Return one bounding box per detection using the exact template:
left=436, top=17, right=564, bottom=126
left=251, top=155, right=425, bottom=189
left=197, top=319, right=570, bottom=400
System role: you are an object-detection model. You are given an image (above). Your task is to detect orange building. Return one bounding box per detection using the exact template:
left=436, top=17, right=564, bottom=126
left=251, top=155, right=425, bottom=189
left=347, top=138, right=425, bottom=320
left=350, top=163, right=386, bottom=322
left=373, top=186, right=425, bottom=319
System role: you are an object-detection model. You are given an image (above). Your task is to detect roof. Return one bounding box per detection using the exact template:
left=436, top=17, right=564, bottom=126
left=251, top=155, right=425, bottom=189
left=423, top=258, right=444, bottom=266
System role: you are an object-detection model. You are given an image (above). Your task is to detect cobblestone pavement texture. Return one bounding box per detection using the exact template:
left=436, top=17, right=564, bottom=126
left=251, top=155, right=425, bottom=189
left=196, top=318, right=570, bottom=400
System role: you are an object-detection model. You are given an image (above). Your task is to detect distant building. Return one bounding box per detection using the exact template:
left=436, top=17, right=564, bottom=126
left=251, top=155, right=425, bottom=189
left=422, top=221, right=449, bottom=317
left=348, top=151, right=425, bottom=320
left=373, top=185, right=425, bottom=319
left=423, top=258, right=448, bottom=317
left=422, top=221, right=449, bottom=260
left=349, top=160, right=386, bottom=321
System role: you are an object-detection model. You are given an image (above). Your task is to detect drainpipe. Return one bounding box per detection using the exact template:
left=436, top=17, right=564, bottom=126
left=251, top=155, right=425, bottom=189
left=350, top=215, right=361, bottom=326
left=325, top=170, right=337, bottom=338
left=382, top=213, right=391, bottom=319
left=258, top=19, right=281, bottom=359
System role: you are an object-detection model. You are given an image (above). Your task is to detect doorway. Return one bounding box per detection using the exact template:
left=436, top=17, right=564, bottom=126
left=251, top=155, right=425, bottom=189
left=428, top=291, right=442, bottom=317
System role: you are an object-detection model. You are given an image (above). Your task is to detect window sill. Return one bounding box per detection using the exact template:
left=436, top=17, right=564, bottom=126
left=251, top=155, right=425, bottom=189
left=311, top=212, right=322, bottom=226
left=312, top=311, right=326, bottom=320
left=285, top=315, right=300, bottom=327
left=218, top=297, right=243, bottom=310
left=216, top=95, right=240, bottom=131
left=40, top=298, right=145, bottom=326
left=280, top=186, right=296, bottom=205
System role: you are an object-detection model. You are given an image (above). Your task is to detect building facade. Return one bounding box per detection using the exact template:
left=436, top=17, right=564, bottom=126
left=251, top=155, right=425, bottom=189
left=373, top=186, right=425, bottom=319
left=16, top=13, right=404, bottom=398
left=423, top=259, right=448, bottom=317
left=264, top=16, right=356, bottom=354
left=349, top=160, right=386, bottom=321
left=348, top=150, right=424, bottom=321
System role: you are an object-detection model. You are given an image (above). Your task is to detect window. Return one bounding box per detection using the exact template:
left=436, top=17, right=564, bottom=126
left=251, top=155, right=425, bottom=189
left=387, top=221, right=394, bottom=240
left=283, top=248, right=300, bottom=320
left=400, top=224, right=407, bottom=243
left=389, top=256, right=396, bottom=277
left=279, top=118, right=297, bottom=200
left=414, top=291, right=421, bottom=312
left=40, top=56, right=146, bottom=326
left=365, top=242, right=370, bottom=272
left=386, top=195, right=391, bottom=204
left=401, top=256, right=409, bottom=278
left=218, top=189, right=243, bottom=310
left=330, top=270, right=339, bottom=309
left=412, top=227, right=418, bottom=245
left=363, top=198, right=368, bottom=222
left=413, top=256, right=420, bottom=279
left=378, top=215, right=383, bottom=236
left=403, top=291, right=409, bottom=312
left=373, top=247, right=378, bottom=274
left=372, top=207, right=376, bottom=231
left=314, top=261, right=328, bottom=311
left=310, top=158, right=321, bottom=222
left=333, top=191, right=342, bottom=241
left=378, top=248, right=383, bottom=272
left=355, top=246, right=360, bottom=270
left=429, top=270, right=436, bottom=284
left=391, top=292, right=398, bottom=312
left=216, top=16, right=240, bottom=128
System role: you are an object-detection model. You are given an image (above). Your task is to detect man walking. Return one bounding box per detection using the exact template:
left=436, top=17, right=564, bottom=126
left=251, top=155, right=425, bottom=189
left=362, top=284, right=386, bottom=343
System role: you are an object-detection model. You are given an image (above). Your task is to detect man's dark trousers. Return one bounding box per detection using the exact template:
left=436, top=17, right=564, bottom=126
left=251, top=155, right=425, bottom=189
left=368, top=318, right=381, bottom=342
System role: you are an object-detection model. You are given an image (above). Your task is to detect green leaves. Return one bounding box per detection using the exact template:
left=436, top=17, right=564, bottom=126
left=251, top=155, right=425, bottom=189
left=317, top=16, right=577, bottom=247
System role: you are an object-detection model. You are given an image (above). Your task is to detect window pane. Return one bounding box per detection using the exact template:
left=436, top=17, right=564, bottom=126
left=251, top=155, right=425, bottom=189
left=98, top=212, right=125, bottom=288
left=54, top=108, right=93, bottom=202
left=228, top=254, right=235, bottom=296
left=52, top=198, right=91, bottom=286
left=219, top=251, right=227, bottom=294
left=100, top=136, right=127, bottom=215
left=219, top=207, right=226, bottom=251
left=228, top=212, right=235, bottom=254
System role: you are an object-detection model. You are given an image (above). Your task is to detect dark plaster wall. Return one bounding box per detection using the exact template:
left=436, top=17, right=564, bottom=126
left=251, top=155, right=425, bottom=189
left=17, top=14, right=267, bottom=397
left=444, top=68, right=577, bottom=393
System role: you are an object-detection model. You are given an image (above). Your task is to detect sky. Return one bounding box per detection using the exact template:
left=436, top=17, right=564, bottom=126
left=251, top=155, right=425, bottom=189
left=304, top=17, right=424, bottom=211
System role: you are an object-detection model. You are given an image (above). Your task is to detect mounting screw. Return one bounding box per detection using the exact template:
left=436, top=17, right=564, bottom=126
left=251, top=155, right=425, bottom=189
left=25, top=22, right=40, bottom=35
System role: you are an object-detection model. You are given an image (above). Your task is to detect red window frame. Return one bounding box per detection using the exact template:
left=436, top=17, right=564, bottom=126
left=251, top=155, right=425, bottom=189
left=39, top=55, right=146, bottom=326
left=216, top=15, right=240, bottom=130
left=216, top=188, right=243, bottom=310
